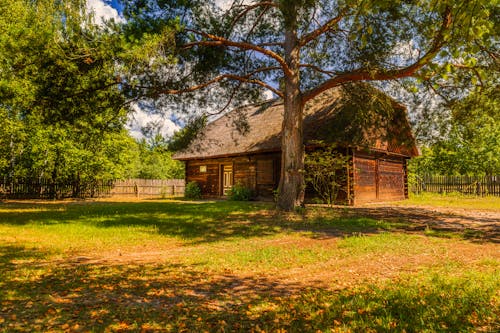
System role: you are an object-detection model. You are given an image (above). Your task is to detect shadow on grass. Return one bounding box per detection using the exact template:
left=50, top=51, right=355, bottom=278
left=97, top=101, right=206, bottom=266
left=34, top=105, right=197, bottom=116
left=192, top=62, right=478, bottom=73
left=1, top=200, right=497, bottom=243
left=0, top=201, right=397, bottom=244
left=339, top=206, right=500, bottom=243
left=0, top=245, right=49, bottom=271
left=0, top=245, right=497, bottom=332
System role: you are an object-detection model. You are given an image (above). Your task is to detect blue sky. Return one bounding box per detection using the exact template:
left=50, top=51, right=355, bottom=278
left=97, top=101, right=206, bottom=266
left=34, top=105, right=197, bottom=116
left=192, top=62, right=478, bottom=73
left=109, top=0, right=123, bottom=13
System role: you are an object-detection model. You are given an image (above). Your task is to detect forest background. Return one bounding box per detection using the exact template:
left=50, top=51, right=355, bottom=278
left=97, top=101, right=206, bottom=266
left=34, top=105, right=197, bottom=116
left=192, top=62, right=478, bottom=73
left=0, top=0, right=498, bottom=191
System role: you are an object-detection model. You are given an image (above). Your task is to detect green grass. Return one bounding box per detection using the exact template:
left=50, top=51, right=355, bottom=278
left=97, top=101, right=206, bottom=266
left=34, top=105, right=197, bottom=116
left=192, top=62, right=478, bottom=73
left=0, top=200, right=276, bottom=252
left=0, top=198, right=498, bottom=332
left=404, top=192, right=500, bottom=210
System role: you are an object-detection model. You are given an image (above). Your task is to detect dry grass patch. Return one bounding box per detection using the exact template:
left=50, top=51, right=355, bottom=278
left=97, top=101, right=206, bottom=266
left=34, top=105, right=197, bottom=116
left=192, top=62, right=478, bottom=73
left=0, top=198, right=498, bottom=332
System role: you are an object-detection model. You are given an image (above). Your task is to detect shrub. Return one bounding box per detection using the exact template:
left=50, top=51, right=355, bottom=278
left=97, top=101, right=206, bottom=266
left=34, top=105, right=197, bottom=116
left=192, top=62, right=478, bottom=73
left=305, top=143, right=349, bottom=206
left=184, top=181, right=201, bottom=199
left=228, top=183, right=253, bottom=201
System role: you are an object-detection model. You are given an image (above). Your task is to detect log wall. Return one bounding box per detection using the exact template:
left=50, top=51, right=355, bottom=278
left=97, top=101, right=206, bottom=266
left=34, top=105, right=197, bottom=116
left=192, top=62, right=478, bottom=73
left=184, top=152, right=280, bottom=197
left=184, top=150, right=409, bottom=204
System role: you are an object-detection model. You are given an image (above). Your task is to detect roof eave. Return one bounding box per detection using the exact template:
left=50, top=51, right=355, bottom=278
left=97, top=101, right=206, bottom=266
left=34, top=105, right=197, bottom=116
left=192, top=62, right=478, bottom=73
left=173, top=145, right=416, bottom=161
left=173, top=148, right=282, bottom=161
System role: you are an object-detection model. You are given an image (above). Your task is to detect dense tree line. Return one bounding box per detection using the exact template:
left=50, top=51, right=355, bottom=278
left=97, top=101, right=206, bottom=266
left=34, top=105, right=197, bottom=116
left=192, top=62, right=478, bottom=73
left=1, top=0, right=497, bottom=202
left=0, top=0, right=183, bottom=185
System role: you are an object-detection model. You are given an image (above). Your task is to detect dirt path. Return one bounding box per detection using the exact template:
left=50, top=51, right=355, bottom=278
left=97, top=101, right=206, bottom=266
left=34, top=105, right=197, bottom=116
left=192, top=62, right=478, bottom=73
left=343, top=204, right=500, bottom=242
left=10, top=202, right=497, bottom=294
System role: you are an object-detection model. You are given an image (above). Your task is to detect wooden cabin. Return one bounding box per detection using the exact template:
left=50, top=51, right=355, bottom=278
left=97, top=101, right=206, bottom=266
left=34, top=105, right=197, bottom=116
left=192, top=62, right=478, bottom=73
left=173, top=84, right=419, bottom=204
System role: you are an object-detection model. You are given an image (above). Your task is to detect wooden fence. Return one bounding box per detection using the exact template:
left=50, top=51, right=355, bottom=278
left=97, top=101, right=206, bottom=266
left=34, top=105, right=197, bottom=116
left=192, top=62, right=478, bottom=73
left=410, top=175, right=500, bottom=196
left=110, top=179, right=185, bottom=198
left=0, top=178, right=185, bottom=199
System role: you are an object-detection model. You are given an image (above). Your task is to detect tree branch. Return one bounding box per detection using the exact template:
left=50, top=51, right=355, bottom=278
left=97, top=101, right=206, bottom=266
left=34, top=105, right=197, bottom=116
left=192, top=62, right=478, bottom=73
left=452, top=63, right=484, bottom=87
left=152, top=73, right=283, bottom=98
left=302, top=6, right=453, bottom=104
left=258, top=42, right=284, bottom=47
left=299, top=11, right=346, bottom=47
left=476, top=41, right=499, bottom=63
left=244, top=5, right=271, bottom=43
left=183, top=29, right=292, bottom=77
left=209, top=81, right=242, bottom=116
left=229, top=1, right=278, bottom=29
left=299, top=64, right=338, bottom=77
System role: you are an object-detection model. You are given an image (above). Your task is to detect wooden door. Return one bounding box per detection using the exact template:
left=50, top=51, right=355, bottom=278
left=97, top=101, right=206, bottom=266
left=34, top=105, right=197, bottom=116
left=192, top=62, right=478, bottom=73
left=353, top=156, right=377, bottom=203
left=378, top=160, right=405, bottom=200
left=222, top=164, right=233, bottom=196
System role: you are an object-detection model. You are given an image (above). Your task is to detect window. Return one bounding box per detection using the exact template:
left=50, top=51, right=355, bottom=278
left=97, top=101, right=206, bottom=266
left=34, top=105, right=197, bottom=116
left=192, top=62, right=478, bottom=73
left=199, top=165, right=207, bottom=173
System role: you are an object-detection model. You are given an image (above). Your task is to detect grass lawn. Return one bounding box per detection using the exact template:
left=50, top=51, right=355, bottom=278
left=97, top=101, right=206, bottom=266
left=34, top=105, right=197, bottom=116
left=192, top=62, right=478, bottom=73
left=403, top=192, right=500, bottom=211
left=0, top=197, right=498, bottom=332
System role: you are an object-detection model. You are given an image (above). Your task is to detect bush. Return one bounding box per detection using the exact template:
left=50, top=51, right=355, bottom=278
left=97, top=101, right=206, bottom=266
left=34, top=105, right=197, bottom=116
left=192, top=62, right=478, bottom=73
left=305, top=143, right=349, bottom=206
left=228, top=183, right=253, bottom=201
left=184, top=181, right=201, bottom=199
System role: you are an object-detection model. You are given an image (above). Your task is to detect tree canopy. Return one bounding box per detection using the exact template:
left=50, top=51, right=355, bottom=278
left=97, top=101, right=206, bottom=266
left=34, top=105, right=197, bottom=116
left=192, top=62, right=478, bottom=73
left=0, top=0, right=177, bottom=190
left=120, top=0, right=497, bottom=209
left=410, top=83, right=499, bottom=176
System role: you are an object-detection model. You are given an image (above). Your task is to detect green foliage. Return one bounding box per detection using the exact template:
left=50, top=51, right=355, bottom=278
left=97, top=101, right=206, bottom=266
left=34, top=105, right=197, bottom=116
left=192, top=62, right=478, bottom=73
left=305, top=144, right=350, bottom=205
left=0, top=0, right=138, bottom=187
left=167, top=116, right=207, bottom=152
left=0, top=0, right=184, bottom=189
left=184, top=181, right=201, bottom=199
left=410, top=85, right=500, bottom=176
left=120, top=0, right=496, bottom=106
left=135, top=139, right=185, bottom=179
left=120, top=0, right=496, bottom=210
left=228, top=183, right=253, bottom=201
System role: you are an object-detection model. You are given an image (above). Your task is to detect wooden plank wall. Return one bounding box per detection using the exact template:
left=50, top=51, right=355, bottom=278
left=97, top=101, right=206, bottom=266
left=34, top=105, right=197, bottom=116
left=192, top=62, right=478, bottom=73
left=235, top=158, right=257, bottom=189
left=378, top=160, right=405, bottom=201
left=256, top=158, right=280, bottom=198
left=186, top=160, right=221, bottom=195
left=353, top=151, right=406, bottom=204
left=353, top=155, right=377, bottom=203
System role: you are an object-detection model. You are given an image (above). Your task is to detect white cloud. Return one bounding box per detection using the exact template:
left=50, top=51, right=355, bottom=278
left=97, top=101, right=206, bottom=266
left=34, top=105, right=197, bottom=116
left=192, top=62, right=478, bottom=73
left=216, top=0, right=234, bottom=11
left=390, top=40, right=421, bottom=66
left=263, top=90, right=274, bottom=100
left=127, top=104, right=181, bottom=140
left=216, top=0, right=253, bottom=11
left=86, top=0, right=124, bottom=26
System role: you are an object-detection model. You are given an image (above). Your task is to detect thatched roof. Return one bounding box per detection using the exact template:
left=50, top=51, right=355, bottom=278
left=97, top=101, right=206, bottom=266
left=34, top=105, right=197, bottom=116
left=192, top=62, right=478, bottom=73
left=173, top=84, right=419, bottom=160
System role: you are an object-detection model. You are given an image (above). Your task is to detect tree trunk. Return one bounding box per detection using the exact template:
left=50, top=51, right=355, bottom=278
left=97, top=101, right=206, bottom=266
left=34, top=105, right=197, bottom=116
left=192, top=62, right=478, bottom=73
left=277, top=22, right=304, bottom=211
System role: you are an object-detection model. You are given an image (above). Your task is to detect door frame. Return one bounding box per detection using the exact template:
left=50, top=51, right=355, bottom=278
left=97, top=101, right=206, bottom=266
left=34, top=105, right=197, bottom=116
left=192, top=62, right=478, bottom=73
left=219, top=162, right=234, bottom=196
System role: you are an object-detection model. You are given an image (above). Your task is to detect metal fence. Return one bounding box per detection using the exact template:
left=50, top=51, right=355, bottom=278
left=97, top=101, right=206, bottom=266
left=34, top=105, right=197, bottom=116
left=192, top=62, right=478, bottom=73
left=410, top=175, right=500, bottom=196
left=0, top=178, right=185, bottom=199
